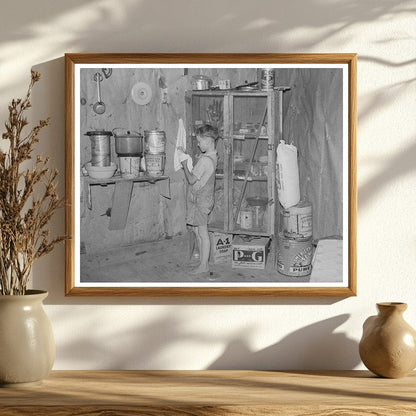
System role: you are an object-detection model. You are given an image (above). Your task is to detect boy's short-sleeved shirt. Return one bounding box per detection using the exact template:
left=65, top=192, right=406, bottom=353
left=192, top=151, right=217, bottom=191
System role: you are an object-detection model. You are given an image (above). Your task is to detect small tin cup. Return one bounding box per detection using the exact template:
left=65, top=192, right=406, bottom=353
left=219, top=79, right=231, bottom=90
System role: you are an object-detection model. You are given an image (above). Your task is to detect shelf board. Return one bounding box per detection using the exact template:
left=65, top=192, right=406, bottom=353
left=229, top=228, right=271, bottom=237
left=188, top=87, right=290, bottom=97
left=215, top=174, right=268, bottom=182
left=85, top=174, right=169, bottom=186
left=233, top=175, right=268, bottom=182
left=233, top=134, right=268, bottom=140
left=208, top=223, right=271, bottom=237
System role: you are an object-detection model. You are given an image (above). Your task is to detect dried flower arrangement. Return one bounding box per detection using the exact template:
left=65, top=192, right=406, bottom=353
left=0, top=71, right=66, bottom=295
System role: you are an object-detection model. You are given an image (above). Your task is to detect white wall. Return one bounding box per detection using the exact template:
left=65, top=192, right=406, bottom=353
left=1, top=0, right=415, bottom=370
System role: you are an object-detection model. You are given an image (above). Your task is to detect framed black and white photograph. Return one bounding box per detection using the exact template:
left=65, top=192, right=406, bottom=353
left=65, top=53, right=356, bottom=296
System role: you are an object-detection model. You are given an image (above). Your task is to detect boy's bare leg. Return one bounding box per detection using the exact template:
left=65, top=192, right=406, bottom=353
left=190, top=224, right=210, bottom=274
left=195, top=226, right=202, bottom=259
left=188, top=225, right=196, bottom=260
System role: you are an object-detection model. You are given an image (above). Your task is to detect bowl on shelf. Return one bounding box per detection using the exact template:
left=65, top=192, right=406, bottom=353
left=85, top=162, right=117, bottom=179
left=246, top=196, right=269, bottom=206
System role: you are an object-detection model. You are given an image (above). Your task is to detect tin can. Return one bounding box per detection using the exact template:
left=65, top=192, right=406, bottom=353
left=277, top=234, right=313, bottom=277
left=240, top=208, right=253, bottom=230
left=260, top=68, right=275, bottom=90
left=219, top=79, right=231, bottom=90
left=144, top=130, right=166, bottom=154
left=281, top=200, right=313, bottom=241
left=119, top=156, right=141, bottom=178
left=144, top=152, right=165, bottom=177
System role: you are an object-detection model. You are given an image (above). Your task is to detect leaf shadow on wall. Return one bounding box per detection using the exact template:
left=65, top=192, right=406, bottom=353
left=356, top=54, right=416, bottom=210
left=207, top=314, right=360, bottom=370
left=52, top=308, right=359, bottom=370
left=53, top=310, right=218, bottom=369
left=358, top=138, right=416, bottom=209
left=0, top=0, right=414, bottom=98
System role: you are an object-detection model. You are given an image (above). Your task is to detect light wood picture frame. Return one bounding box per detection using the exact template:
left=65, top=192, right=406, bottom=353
left=65, top=53, right=357, bottom=296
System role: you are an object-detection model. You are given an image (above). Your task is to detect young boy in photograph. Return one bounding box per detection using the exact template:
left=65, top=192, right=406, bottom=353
left=178, top=124, right=218, bottom=275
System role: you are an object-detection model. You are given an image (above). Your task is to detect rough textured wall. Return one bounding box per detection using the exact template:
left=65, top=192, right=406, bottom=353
left=80, top=68, right=190, bottom=253
left=278, top=68, right=343, bottom=239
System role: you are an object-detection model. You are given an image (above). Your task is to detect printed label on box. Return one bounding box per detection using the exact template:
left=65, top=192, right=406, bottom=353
left=232, top=237, right=269, bottom=270
left=211, top=233, right=232, bottom=264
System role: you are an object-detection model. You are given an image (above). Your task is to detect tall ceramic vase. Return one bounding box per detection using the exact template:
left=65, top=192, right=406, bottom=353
left=359, top=302, right=416, bottom=378
left=0, top=290, right=55, bottom=387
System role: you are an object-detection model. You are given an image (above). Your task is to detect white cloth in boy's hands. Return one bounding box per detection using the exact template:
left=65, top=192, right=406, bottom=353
left=174, top=119, right=193, bottom=171
left=176, top=148, right=193, bottom=171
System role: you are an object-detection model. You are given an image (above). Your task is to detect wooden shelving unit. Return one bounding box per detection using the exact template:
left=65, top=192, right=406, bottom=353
left=185, top=88, right=290, bottom=264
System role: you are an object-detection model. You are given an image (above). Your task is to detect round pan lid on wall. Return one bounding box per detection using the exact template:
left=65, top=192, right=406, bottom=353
left=131, top=82, right=152, bottom=105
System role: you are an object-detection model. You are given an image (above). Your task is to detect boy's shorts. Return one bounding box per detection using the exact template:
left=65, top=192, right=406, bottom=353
left=186, top=202, right=210, bottom=226
left=186, top=190, right=213, bottom=226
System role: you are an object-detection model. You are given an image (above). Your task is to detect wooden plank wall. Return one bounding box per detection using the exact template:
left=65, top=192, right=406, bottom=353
left=276, top=68, right=343, bottom=240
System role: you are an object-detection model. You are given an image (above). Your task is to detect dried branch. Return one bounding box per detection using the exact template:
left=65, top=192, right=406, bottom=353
left=0, top=71, right=67, bottom=295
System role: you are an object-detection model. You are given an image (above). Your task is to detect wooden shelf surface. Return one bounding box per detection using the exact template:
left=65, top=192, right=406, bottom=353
left=1, top=370, right=415, bottom=415
left=85, top=174, right=169, bottom=186
left=186, top=87, right=290, bottom=97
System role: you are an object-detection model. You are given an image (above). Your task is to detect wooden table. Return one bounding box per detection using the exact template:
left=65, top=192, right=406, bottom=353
left=1, top=370, right=415, bottom=415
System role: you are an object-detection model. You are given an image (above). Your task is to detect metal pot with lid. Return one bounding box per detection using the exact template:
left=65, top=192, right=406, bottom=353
left=192, top=75, right=212, bottom=91
left=85, top=130, right=112, bottom=166
left=112, top=128, right=143, bottom=156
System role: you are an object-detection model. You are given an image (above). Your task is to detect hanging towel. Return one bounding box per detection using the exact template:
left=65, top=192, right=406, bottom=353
left=174, top=118, right=193, bottom=172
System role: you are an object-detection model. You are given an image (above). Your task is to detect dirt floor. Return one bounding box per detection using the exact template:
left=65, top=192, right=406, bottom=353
left=80, top=233, right=311, bottom=284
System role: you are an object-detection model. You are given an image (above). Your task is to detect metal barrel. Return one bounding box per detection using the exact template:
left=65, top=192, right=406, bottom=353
left=277, top=233, right=313, bottom=277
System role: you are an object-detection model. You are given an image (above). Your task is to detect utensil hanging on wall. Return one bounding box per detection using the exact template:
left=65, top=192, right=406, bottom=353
left=93, top=72, right=106, bottom=115
left=102, top=68, right=112, bottom=79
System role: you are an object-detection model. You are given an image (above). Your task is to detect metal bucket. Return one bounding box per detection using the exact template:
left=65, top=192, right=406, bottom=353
left=144, top=130, right=166, bottom=154
left=85, top=130, right=112, bottom=167
left=281, top=200, right=313, bottom=241
left=144, top=152, right=165, bottom=177
left=277, top=233, right=313, bottom=277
